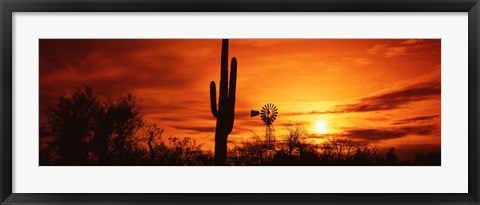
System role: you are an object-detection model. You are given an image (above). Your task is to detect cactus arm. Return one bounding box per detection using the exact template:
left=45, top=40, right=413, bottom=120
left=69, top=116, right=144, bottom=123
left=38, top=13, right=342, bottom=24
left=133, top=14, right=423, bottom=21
left=228, top=57, right=237, bottom=107
left=218, top=39, right=229, bottom=114
left=210, top=81, right=218, bottom=118
left=226, top=57, right=237, bottom=134
left=212, top=39, right=237, bottom=165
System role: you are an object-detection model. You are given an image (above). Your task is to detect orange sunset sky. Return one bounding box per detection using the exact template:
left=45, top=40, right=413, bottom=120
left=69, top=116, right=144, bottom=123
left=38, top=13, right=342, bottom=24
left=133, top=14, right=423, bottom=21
left=39, top=39, right=441, bottom=160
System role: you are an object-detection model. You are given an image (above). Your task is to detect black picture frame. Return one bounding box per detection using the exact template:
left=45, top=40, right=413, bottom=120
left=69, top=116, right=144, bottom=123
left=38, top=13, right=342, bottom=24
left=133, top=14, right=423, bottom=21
left=1, top=0, right=479, bottom=204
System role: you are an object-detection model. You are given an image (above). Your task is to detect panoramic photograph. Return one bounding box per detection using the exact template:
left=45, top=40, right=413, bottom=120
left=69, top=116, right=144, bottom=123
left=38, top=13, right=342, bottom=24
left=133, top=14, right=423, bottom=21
left=39, top=39, right=441, bottom=166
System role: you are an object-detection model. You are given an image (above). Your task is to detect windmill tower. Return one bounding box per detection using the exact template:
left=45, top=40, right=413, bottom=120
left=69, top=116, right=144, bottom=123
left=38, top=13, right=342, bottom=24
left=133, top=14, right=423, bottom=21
left=251, top=103, right=278, bottom=150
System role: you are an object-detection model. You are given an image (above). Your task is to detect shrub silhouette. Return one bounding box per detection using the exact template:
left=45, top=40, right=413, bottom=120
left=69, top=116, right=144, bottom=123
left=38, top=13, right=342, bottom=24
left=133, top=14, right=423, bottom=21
left=97, top=94, right=143, bottom=164
left=210, top=39, right=237, bottom=166
left=412, top=152, right=441, bottom=165
left=42, top=87, right=213, bottom=166
left=385, top=147, right=399, bottom=165
left=229, top=134, right=265, bottom=165
left=41, top=87, right=438, bottom=166
left=283, top=126, right=306, bottom=158
left=48, top=86, right=101, bottom=165
left=224, top=125, right=410, bottom=166
left=47, top=86, right=143, bottom=165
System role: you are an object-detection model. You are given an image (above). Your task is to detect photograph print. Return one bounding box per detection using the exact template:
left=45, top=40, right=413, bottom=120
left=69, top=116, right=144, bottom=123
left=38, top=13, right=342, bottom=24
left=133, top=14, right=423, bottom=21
left=39, top=39, right=441, bottom=166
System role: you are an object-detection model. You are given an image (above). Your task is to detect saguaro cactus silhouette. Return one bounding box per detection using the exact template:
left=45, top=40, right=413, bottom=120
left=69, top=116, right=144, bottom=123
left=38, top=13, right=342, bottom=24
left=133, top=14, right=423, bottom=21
left=210, top=39, right=237, bottom=166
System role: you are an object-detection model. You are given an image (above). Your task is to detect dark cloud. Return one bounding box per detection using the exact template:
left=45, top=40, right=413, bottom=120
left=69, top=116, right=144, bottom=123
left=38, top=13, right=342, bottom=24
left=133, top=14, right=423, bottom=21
left=282, top=80, right=440, bottom=116
left=171, top=125, right=215, bottom=133
left=39, top=39, right=96, bottom=75
left=281, top=111, right=325, bottom=116
left=346, top=129, right=405, bottom=140
left=40, top=39, right=214, bottom=74
left=337, top=81, right=440, bottom=113
left=153, top=116, right=191, bottom=122
left=344, top=125, right=437, bottom=141
left=223, top=110, right=253, bottom=122
left=39, top=40, right=221, bottom=125
left=236, top=119, right=264, bottom=127
left=142, top=104, right=191, bottom=113
left=39, top=39, right=441, bottom=154
left=392, top=115, right=439, bottom=125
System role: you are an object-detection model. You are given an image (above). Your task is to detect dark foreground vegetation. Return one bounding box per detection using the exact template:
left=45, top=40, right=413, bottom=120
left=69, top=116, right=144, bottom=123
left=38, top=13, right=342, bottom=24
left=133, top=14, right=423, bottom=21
left=40, top=86, right=440, bottom=166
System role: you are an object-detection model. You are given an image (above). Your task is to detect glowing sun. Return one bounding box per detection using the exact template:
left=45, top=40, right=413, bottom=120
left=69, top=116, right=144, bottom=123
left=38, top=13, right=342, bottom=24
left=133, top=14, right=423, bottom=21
left=314, top=121, right=328, bottom=134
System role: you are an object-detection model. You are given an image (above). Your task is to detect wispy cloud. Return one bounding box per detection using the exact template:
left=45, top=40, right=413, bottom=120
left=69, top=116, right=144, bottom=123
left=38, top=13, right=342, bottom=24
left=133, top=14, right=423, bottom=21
left=282, top=80, right=440, bottom=116
left=401, top=39, right=424, bottom=45
left=335, top=80, right=440, bottom=113
left=392, top=115, right=439, bottom=125
left=39, top=39, right=441, bottom=157
left=367, top=44, right=388, bottom=56
left=367, top=39, right=438, bottom=57
left=171, top=125, right=215, bottom=134
left=345, top=125, right=437, bottom=140
left=368, top=44, right=408, bottom=57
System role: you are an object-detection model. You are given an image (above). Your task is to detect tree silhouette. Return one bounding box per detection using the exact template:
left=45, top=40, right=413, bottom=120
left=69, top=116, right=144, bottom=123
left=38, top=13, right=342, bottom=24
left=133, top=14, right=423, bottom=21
left=385, top=147, right=399, bottom=165
left=91, top=94, right=143, bottom=164
left=42, top=86, right=434, bottom=166
left=142, top=122, right=164, bottom=163
left=48, top=86, right=100, bottom=165
left=47, top=86, right=143, bottom=165
left=283, top=126, right=305, bottom=158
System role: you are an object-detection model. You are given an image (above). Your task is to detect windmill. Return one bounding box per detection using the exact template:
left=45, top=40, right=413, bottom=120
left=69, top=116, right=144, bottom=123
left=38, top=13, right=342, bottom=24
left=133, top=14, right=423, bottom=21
left=251, top=103, right=278, bottom=150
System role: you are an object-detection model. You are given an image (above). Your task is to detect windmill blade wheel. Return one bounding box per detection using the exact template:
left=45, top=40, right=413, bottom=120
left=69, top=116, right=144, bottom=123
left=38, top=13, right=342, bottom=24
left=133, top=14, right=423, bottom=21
left=259, top=103, right=278, bottom=124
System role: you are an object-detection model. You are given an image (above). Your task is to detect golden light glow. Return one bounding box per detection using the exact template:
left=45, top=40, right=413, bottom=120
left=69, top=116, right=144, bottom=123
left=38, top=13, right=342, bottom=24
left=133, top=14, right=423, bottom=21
left=39, top=39, right=441, bottom=161
left=314, top=121, right=328, bottom=134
